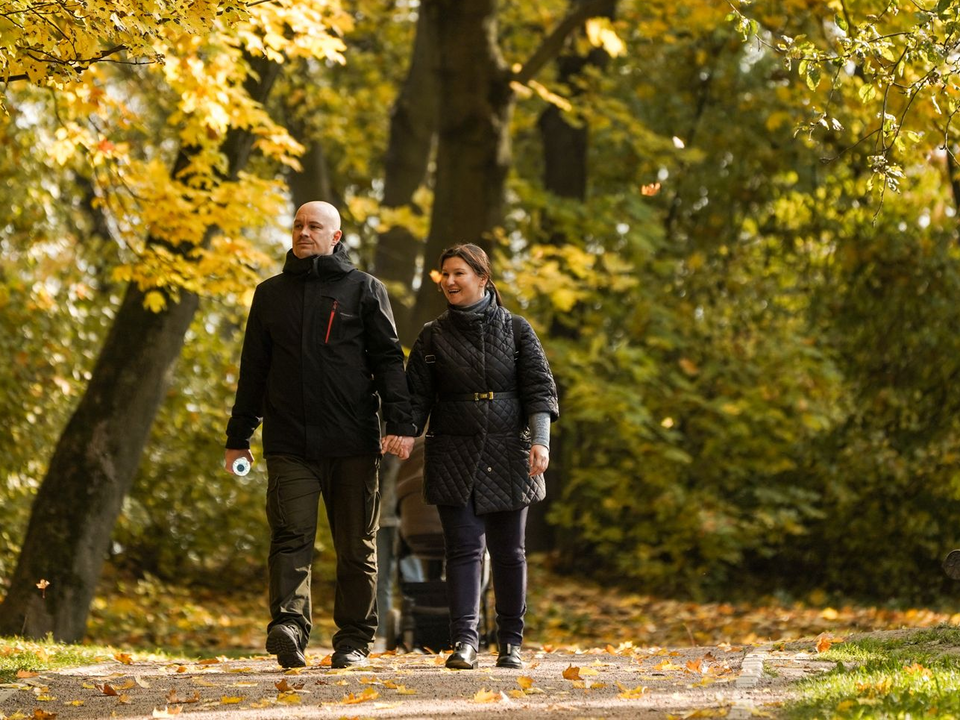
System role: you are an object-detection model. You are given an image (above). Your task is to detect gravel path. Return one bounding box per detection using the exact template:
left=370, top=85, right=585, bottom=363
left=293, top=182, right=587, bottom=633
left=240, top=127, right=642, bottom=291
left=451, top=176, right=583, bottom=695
left=0, top=643, right=836, bottom=719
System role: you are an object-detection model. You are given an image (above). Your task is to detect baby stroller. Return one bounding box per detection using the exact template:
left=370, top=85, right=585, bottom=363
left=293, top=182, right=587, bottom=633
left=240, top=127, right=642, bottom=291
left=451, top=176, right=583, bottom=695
left=382, top=435, right=493, bottom=652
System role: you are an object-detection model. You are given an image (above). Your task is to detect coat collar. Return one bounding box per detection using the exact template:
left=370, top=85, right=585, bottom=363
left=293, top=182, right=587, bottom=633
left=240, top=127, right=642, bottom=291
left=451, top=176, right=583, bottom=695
left=282, top=244, right=354, bottom=281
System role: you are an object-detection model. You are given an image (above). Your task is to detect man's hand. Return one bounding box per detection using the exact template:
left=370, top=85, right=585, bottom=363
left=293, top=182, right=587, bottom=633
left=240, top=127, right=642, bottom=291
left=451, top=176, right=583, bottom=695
left=225, top=448, right=254, bottom=475
left=382, top=435, right=415, bottom=460
left=529, top=444, right=549, bottom=477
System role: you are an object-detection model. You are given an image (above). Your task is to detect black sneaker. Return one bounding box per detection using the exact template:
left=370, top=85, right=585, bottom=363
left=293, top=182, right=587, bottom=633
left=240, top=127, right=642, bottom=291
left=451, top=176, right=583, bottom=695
left=266, top=624, right=306, bottom=668
left=331, top=646, right=368, bottom=668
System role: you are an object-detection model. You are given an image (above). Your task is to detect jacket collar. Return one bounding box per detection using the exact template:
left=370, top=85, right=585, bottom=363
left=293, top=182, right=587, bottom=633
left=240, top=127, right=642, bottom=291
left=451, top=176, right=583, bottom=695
left=282, top=243, right=354, bottom=281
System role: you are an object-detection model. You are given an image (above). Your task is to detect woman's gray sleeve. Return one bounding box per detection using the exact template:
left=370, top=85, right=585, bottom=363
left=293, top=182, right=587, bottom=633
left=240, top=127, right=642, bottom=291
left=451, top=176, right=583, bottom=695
left=529, top=411, right=551, bottom=449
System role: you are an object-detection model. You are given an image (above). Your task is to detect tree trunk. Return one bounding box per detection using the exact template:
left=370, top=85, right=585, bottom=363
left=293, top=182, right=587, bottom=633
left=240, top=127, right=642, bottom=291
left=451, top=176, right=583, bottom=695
left=373, top=0, right=441, bottom=343
left=0, top=57, right=282, bottom=642
left=411, top=0, right=513, bottom=329
left=288, top=141, right=336, bottom=210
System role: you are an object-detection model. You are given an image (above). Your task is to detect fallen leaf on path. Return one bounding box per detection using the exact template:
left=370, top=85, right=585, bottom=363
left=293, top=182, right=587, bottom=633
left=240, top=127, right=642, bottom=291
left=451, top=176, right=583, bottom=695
left=16, top=671, right=39, bottom=679
left=152, top=706, right=183, bottom=717
left=472, top=688, right=501, bottom=703
left=517, top=675, right=534, bottom=689
left=343, top=687, right=379, bottom=704
left=220, top=696, right=244, bottom=704
left=192, top=679, right=216, bottom=687
left=134, top=676, right=151, bottom=688
left=562, top=665, right=581, bottom=680
left=396, top=685, right=417, bottom=694
left=64, top=700, right=84, bottom=706
left=166, top=689, right=200, bottom=704
left=114, top=653, right=134, bottom=665
left=96, top=683, right=119, bottom=696
left=687, top=658, right=703, bottom=673
left=815, top=634, right=832, bottom=653
left=277, top=691, right=301, bottom=704
left=198, top=658, right=221, bottom=665
left=31, top=710, right=56, bottom=720
left=616, top=681, right=648, bottom=699
left=275, top=678, right=304, bottom=692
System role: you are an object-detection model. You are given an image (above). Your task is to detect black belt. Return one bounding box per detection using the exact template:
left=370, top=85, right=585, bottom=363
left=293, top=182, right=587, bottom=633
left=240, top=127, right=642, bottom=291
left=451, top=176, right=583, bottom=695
left=439, top=391, right=519, bottom=402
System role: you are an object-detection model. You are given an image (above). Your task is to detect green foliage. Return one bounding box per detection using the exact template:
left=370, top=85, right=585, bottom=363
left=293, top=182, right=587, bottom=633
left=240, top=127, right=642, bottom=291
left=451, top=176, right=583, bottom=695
left=4, top=0, right=960, bottom=611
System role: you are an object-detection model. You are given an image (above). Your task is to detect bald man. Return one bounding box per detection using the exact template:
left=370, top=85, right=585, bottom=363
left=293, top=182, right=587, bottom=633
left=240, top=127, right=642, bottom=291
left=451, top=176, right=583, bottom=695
left=224, top=201, right=415, bottom=669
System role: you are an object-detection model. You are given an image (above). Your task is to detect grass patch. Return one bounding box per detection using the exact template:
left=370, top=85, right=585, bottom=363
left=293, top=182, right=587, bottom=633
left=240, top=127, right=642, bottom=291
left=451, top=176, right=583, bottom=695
left=0, top=637, right=117, bottom=682
left=788, top=625, right=960, bottom=719
left=0, top=637, right=182, bottom=682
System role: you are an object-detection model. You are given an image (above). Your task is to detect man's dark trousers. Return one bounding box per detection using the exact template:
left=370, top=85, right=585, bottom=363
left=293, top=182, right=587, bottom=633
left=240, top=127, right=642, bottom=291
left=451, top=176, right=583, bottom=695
left=265, top=454, right=381, bottom=651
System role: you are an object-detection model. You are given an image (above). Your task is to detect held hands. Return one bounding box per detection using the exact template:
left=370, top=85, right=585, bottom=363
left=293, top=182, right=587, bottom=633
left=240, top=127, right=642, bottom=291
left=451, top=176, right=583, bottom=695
left=382, top=435, right=415, bottom=460
left=224, top=449, right=254, bottom=475
left=529, top=444, right=549, bottom=477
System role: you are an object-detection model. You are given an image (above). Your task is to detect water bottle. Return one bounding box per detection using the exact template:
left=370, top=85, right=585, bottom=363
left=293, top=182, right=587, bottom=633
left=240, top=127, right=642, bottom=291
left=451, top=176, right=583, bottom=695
left=232, top=457, right=251, bottom=476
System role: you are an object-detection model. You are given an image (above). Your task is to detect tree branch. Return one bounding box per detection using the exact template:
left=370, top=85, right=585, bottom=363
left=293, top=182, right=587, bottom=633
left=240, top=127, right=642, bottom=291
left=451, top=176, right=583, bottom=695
left=514, top=0, right=616, bottom=85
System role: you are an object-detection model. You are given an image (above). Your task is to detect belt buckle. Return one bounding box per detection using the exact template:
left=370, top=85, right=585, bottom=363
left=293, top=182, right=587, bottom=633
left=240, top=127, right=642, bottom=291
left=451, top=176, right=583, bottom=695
left=473, top=391, right=494, bottom=401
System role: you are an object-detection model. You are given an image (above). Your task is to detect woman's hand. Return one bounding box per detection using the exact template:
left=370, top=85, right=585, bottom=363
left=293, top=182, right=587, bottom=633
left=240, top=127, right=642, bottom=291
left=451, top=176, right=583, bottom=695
left=529, top=444, right=549, bottom=477
left=382, top=435, right=414, bottom=460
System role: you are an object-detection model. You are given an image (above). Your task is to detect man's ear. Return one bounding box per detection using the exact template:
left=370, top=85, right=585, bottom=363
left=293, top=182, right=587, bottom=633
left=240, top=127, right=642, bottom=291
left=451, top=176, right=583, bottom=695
left=332, top=230, right=343, bottom=245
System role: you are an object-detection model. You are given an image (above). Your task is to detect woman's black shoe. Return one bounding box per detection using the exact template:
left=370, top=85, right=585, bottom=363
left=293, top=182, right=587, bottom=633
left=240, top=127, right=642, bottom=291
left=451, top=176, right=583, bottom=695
left=496, top=643, right=523, bottom=668
left=445, top=642, right=479, bottom=669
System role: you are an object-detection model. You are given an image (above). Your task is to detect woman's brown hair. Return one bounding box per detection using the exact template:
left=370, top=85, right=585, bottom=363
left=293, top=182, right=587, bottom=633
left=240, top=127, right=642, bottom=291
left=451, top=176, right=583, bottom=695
left=438, top=243, right=503, bottom=305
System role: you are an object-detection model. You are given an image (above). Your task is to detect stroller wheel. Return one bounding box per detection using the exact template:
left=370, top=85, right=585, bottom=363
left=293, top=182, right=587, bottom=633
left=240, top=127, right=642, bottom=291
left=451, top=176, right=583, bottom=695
left=384, top=608, right=402, bottom=651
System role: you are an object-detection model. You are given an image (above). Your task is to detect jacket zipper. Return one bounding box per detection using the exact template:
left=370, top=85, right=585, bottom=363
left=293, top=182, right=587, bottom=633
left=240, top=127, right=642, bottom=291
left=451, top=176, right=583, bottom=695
left=325, top=299, right=339, bottom=343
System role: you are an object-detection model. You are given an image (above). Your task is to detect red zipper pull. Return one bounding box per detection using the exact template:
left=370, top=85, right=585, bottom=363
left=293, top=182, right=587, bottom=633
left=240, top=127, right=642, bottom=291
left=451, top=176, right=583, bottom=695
left=325, top=299, right=339, bottom=343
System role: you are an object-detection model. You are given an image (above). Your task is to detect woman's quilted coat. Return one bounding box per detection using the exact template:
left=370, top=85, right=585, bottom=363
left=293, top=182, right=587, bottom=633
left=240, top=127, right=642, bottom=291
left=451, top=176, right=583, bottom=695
left=406, top=298, right=559, bottom=514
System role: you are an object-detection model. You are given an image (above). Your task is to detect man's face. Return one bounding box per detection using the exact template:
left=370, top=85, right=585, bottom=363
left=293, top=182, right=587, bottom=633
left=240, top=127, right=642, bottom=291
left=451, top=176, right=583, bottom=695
left=292, top=204, right=342, bottom=258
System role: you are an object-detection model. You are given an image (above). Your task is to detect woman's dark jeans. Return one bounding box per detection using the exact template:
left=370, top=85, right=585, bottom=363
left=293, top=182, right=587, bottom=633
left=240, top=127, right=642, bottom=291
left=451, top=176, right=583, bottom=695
left=437, top=503, right=528, bottom=650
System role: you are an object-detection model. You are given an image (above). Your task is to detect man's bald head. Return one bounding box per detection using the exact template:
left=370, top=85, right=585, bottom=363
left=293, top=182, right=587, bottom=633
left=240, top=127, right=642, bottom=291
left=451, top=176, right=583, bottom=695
left=292, top=202, right=343, bottom=258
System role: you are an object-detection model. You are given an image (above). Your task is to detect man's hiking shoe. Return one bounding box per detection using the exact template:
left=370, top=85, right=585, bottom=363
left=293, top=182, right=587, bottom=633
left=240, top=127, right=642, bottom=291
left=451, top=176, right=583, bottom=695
left=944, top=550, right=960, bottom=580
left=266, top=624, right=306, bottom=668
left=331, top=646, right=368, bottom=668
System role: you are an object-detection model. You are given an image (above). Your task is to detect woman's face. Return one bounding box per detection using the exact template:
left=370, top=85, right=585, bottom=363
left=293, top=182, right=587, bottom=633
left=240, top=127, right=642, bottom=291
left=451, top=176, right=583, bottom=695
left=440, top=256, right=487, bottom=307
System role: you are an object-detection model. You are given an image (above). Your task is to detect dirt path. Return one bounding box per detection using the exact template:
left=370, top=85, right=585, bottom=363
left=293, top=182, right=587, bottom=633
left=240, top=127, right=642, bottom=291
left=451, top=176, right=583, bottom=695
left=0, top=643, right=835, bottom=719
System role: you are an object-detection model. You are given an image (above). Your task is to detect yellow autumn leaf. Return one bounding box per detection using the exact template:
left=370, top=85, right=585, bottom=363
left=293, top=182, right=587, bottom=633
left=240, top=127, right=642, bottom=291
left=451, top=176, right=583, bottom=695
left=220, top=696, right=244, bottom=704
left=617, top=683, right=648, bottom=699
left=114, top=652, right=134, bottom=665
left=517, top=675, right=534, bottom=689
left=152, top=707, right=183, bottom=717
left=472, top=688, right=501, bottom=703
left=562, top=665, right=581, bottom=680
left=277, top=691, right=301, bottom=704
left=343, top=687, right=379, bottom=704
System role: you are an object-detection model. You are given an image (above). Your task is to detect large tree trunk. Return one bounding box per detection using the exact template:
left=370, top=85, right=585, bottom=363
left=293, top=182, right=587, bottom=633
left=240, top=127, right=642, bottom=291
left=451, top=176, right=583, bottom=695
left=527, top=0, right=616, bottom=553
left=373, top=0, right=441, bottom=343
left=0, top=58, right=282, bottom=642
left=411, top=0, right=513, bottom=328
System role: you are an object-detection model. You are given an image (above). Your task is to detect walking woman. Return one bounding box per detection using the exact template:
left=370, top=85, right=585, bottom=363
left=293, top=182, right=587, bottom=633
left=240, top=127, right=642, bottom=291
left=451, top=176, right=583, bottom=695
left=385, top=244, right=559, bottom=670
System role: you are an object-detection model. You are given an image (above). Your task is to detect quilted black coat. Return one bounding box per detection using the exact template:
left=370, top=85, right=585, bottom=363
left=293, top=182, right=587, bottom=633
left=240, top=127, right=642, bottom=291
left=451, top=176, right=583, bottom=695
left=406, top=295, right=559, bottom=514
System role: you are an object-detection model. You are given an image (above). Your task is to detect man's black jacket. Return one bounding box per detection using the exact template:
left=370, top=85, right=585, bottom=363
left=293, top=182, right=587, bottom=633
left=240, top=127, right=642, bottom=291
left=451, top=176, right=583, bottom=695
left=226, top=245, right=416, bottom=458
